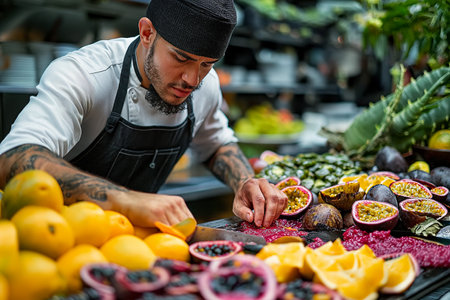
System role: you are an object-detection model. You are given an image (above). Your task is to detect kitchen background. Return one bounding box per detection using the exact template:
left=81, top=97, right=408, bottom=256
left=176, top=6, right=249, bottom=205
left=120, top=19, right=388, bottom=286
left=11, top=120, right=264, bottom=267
left=0, top=0, right=437, bottom=222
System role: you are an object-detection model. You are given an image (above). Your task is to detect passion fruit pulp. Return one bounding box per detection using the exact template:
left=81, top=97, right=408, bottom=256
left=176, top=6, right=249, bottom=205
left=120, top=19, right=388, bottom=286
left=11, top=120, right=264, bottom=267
left=431, top=186, right=449, bottom=203
left=275, top=177, right=301, bottom=190
left=280, top=185, right=313, bottom=218
left=399, top=198, right=448, bottom=229
left=188, top=240, right=242, bottom=263
left=352, top=200, right=399, bottom=231
left=389, top=180, right=432, bottom=202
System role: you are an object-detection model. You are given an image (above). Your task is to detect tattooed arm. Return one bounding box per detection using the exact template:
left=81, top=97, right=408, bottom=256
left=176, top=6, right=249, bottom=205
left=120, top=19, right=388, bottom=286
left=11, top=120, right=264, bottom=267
left=206, top=142, right=287, bottom=227
left=0, top=144, right=193, bottom=226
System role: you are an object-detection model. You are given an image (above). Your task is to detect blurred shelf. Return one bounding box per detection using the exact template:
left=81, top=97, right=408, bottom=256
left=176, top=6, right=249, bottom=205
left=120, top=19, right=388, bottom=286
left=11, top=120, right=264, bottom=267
left=221, top=82, right=341, bottom=95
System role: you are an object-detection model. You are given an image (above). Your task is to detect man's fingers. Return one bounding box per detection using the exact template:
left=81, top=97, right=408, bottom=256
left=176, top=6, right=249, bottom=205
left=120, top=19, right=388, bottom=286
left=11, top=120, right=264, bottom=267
left=233, top=203, right=254, bottom=223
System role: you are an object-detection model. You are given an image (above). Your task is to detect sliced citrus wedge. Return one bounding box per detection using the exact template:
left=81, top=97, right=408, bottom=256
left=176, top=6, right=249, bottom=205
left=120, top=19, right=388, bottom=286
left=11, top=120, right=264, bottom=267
left=380, top=253, right=419, bottom=294
left=154, top=217, right=197, bottom=241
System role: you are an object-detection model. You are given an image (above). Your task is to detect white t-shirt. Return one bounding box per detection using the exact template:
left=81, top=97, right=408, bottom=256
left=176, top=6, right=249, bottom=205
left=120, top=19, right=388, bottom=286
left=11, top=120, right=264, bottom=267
left=0, top=37, right=237, bottom=163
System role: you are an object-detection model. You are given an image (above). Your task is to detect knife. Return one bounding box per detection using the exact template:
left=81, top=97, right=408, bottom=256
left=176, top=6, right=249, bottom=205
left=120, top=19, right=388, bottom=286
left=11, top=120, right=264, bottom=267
left=189, top=225, right=267, bottom=245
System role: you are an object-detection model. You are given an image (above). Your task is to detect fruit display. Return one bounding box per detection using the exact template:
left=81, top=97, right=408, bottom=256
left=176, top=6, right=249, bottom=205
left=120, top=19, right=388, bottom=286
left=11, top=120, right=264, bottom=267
left=233, top=102, right=304, bottom=137
left=0, top=156, right=449, bottom=299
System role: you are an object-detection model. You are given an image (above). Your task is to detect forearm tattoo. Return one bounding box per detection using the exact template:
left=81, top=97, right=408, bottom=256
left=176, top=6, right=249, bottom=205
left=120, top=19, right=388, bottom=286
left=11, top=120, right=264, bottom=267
left=208, top=143, right=254, bottom=192
left=1, top=144, right=127, bottom=203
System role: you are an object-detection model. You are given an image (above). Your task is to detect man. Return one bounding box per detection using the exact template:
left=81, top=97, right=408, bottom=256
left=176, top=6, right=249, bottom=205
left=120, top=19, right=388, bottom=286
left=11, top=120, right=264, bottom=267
left=0, top=0, right=287, bottom=228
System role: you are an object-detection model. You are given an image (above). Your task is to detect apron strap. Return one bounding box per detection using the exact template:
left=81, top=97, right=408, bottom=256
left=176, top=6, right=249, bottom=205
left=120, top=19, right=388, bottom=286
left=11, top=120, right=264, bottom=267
left=105, top=37, right=140, bottom=133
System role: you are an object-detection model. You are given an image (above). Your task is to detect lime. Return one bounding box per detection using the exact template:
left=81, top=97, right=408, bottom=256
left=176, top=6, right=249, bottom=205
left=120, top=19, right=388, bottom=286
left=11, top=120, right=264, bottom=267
left=408, top=161, right=430, bottom=173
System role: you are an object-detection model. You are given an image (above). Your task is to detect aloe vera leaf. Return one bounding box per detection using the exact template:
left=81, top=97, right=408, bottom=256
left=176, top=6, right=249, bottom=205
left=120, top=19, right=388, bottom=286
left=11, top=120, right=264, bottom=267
left=390, top=96, right=450, bottom=152
left=390, top=71, right=450, bottom=136
left=343, top=67, right=450, bottom=151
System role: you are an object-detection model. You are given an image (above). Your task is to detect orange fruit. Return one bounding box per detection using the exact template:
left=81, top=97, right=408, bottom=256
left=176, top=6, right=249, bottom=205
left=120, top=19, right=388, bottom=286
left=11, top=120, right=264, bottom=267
left=134, top=226, right=159, bottom=239
left=0, top=220, right=19, bottom=276
left=100, top=234, right=156, bottom=270
left=380, top=254, right=418, bottom=294
left=61, top=201, right=110, bottom=247
left=0, top=273, right=8, bottom=300
left=154, top=217, right=197, bottom=241
left=1, top=169, right=64, bottom=219
left=57, top=244, right=107, bottom=293
left=144, top=233, right=190, bottom=262
left=428, top=129, right=450, bottom=150
left=12, top=206, right=74, bottom=259
left=105, top=210, right=134, bottom=239
left=8, top=251, right=66, bottom=300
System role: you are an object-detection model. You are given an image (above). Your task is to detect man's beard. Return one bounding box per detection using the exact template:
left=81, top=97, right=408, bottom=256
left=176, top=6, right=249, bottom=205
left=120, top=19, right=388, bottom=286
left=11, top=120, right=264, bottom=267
left=143, top=40, right=200, bottom=115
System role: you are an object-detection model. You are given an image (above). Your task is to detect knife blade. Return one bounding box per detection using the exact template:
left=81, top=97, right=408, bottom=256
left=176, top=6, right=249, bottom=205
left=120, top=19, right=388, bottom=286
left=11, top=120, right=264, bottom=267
left=189, top=226, right=266, bottom=245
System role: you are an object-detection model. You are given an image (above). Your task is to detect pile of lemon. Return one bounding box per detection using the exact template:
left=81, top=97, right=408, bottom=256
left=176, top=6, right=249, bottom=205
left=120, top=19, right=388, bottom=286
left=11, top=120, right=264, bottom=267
left=0, top=170, right=194, bottom=300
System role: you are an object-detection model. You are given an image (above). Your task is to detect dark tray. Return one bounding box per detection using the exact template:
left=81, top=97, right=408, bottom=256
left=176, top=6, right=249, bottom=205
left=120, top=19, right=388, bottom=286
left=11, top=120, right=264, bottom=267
left=200, top=217, right=450, bottom=299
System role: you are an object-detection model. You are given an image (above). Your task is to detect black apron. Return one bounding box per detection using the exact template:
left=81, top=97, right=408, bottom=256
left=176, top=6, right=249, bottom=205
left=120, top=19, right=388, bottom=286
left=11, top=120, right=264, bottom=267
left=70, top=37, right=195, bottom=193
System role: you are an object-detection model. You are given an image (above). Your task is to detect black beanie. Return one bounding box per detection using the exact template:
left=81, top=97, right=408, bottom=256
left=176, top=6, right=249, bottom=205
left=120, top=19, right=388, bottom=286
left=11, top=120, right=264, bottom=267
left=146, top=0, right=237, bottom=59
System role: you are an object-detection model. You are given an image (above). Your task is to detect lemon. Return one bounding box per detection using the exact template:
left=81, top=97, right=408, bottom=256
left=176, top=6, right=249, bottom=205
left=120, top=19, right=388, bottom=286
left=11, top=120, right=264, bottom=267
left=104, top=210, right=134, bottom=240
left=408, top=161, right=430, bottom=173
left=57, top=244, right=107, bottom=293
left=100, top=235, right=156, bottom=270
left=8, top=251, right=66, bottom=300
left=1, top=170, right=64, bottom=219
left=428, top=129, right=450, bottom=150
left=61, top=201, right=110, bottom=247
left=144, top=233, right=190, bottom=262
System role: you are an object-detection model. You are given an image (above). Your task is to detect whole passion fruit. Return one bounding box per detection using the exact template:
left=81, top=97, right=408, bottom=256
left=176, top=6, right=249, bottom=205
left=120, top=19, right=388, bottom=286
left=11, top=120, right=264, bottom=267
left=275, top=177, right=301, bottom=190
left=399, top=198, right=448, bottom=229
left=302, top=204, right=343, bottom=231
left=352, top=200, right=399, bottom=231
left=189, top=240, right=242, bottom=263
left=198, top=254, right=277, bottom=300
left=389, top=180, right=432, bottom=203
left=318, top=182, right=364, bottom=211
left=365, top=184, right=398, bottom=208
left=430, top=186, right=449, bottom=203
left=280, top=185, right=313, bottom=218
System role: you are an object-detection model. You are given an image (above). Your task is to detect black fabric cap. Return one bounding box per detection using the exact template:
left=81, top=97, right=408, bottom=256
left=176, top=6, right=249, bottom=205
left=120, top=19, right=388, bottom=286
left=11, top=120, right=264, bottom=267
left=146, top=0, right=237, bottom=58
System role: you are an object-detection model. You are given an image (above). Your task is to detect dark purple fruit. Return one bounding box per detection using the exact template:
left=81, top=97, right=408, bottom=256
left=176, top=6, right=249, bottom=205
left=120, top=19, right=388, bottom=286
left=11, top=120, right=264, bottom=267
left=302, top=204, right=343, bottom=231
left=352, top=200, right=399, bottom=231
left=408, top=170, right=433, bottom=184
left=399, top=198, right=448, bottom=229
left=375, top=146, right=409, bottom=173
left=430, top=167, right=450, bottom=189
left=189, top=240, right=242, bottom=263
left=365, top=184, right=398, bottom=208
left=280, top=185, right=313, bottom=218
left=343, top=212, right=355, bottom=228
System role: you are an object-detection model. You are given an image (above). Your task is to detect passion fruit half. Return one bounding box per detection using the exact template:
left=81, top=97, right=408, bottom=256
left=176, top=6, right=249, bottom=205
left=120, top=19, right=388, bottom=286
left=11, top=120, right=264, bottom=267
left=189, top=240, right=242, bottom=263
left=280, top=185, right=313, bottom=218
left=114, top=266, right=170, bottom=295
left=430, top=186, right=449, bottom=203
left=80, top=262, right=127, bottom=297
left=318, top=182, right=364, bottom=211
left=389, top=180, right=432, bottom=203
left=198, top=254, right=277, bottom=300
left=275, top=176, right=301, bottom=190
left=399, top=198, right=448, bottom=229
left=352, top=200, right=399, bottom=231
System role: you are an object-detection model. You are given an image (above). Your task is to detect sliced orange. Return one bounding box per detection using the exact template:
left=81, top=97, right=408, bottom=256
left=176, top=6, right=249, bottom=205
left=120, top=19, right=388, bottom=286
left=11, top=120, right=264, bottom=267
left=155, top=217, right=197, bottom=241
left=380, top=254, right=418, bottom=294
left=316, top=239, right=346, bottom=256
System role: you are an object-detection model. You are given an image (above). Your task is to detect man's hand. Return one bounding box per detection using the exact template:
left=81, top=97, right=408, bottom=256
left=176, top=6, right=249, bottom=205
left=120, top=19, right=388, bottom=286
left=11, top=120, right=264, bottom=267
left=118, top=191, right=194, bottom=227
left=232, top=178, right=287, bottom=227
